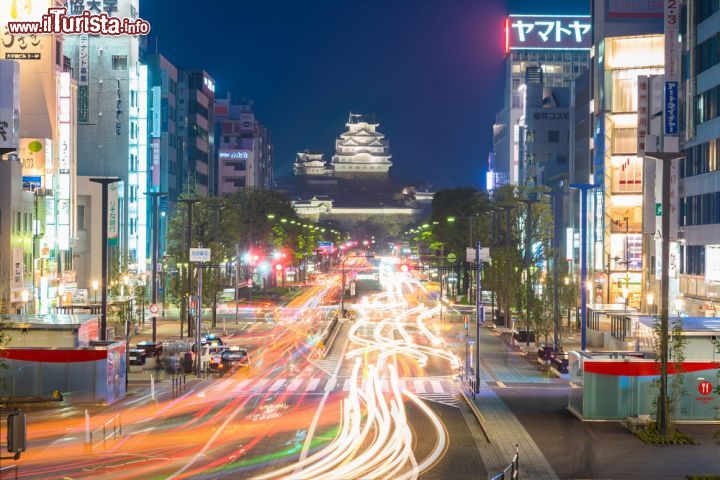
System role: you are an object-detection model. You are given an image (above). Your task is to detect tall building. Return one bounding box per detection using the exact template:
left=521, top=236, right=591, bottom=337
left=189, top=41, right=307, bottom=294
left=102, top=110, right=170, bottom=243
left=178, top=70, right=215, bottom=197
left=145, top=53, right=179, bottom=212
left=587, top=1, right=664, bottom=308
left=214, top=95, right=273, bottom=195
left=1, top=1, right=80, bottom=312
left=492, top=14, right=591, bottom=186
left=676, top=0, right=720, bottom=316
left=518, top=66, right=571, bottom=189
left=64, top=0, right=148, bottom=278
left=330, top=113, right=392, bottom=179
left=0, top=59, right=31, bottom=313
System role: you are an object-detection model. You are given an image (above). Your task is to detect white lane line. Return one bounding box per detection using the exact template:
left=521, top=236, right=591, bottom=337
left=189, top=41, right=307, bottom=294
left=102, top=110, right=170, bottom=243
left=414, top=379, right=427, bottom=394
left=305, top=377, right=321, bottom=392
left=269, top=379, right=286, bottom=392
left=342, top=379, right=352, bottom=391
left=324, top=377, right=337, bottom=392
left=286, top=378, right=304, bottom=392
left=430, top=380, right=444, bottom=394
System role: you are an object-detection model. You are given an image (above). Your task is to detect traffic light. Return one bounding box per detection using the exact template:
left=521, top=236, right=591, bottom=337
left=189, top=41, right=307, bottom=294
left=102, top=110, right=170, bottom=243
left=275, top=264, right=283, bottom=272
left=399, top=264, right=409, bottom=273
left=7, top=413, right=27, bottom=455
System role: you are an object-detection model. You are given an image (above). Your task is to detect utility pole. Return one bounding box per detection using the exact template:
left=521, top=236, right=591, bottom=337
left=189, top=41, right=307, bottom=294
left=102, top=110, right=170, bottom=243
left=519, top=197, right=539, bottom=347
left=179, top=198, right=200, bottom=338
left=196, top=243, right=204, bottom=377
left=145, top=192, right=168, bottom=344
left=570, top=183, right=600, bottom=351
left=474, top=241, right=483, bottom=395
left=89, top=177, right=120, bottom=341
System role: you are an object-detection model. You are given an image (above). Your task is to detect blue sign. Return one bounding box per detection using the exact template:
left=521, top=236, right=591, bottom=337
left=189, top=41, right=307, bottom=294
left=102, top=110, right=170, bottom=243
left=22, top=176, right=42, bottom=190
left=664, top=81, right=679, bottom=135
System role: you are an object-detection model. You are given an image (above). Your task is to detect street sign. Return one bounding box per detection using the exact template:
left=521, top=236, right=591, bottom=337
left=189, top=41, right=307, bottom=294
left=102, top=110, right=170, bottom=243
left=189, top=248, right=211, bottom=263
left=466, top=247, right=490, bottom=263
left=698, top=380, right=713, bottom=396
left=148, top=304, right=159, bottom=314
left=447, top=253, right=457, bottom=264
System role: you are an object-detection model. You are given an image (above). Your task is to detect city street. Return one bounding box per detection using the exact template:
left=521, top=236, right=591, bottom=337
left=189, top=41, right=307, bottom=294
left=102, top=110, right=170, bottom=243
left=9, top=271, right=494, bottom=479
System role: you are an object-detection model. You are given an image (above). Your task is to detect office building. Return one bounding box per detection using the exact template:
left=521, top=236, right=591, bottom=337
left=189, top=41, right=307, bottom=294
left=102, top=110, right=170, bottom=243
left=492, top=14, right=591, bottom=186
left=215, top=96, right=273, bottom=195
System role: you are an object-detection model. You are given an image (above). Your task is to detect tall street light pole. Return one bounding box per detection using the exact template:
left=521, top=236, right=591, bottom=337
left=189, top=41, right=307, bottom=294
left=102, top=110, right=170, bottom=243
left=570, top=183, right=600, bottom=351
left=179, top=198, right=200, bottom=339
left=145, top=192, right=168, bottom=344
left=474, top=241, right=483, bottom=395
left=644, top=152, right=683, bottom=438
left=89, top=177, right=120, bottom=341
left=519, top=197, right=539, bottom=348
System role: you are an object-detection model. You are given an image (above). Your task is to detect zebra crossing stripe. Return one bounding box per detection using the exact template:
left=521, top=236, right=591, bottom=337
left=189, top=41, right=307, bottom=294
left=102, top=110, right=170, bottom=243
left=252, top=379, right=269, bottom=391
left=286, top=378, right=304, bottom=392
left=430, top=380, right=444, bottom=393
left=305, top=377, right=321, bottom=392
left=269, top=379, right=286, bottom=392
left=413, top=380, right=426, bottom=394
left=231, top=379, right=252, bottom=393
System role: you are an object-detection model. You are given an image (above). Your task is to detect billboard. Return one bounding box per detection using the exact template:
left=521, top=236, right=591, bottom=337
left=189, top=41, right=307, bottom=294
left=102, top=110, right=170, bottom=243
left=506, top=15, right=591, bottom=51
left=606, top=0, right=664, bottom=18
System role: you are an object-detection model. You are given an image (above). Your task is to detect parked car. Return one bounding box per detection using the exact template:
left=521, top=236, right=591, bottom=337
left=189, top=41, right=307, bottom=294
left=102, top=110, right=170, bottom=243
left=129, top=349, right=147, bottom=366
left=136, top=341, right=164, bottom=358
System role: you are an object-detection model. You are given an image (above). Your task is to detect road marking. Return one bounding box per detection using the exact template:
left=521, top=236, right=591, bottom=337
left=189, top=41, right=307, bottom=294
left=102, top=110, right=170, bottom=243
left=305, top=377, right=321, bottom=392
left=430, top=380, right=444, bottom=393
left=414, top=380, right=426, bottom=394
left=286, top=378, right=304, bottom=392
left=251, top=379, right=269, bottom=392
left=269, top=379, right=286, bottom=392
left=325, top=377, right=337, bottom=392
left=496, top=380, right=507, bottom=388
left=342, top=379, right=352, bottom=391
left=231, top=378, right=252, bottom=393
left=380, top=379, right=388, bottom=392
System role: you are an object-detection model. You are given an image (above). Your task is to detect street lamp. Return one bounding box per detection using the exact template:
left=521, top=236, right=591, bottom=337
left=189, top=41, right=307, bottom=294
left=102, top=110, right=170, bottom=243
left=646, top=292, right=655, bottom=314
left=92, top=280, right=99, bottom=303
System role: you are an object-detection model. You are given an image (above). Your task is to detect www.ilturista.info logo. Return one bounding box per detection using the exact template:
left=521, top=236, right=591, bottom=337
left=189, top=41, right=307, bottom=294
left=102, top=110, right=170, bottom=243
left=7, top=7, right=150, bottom=36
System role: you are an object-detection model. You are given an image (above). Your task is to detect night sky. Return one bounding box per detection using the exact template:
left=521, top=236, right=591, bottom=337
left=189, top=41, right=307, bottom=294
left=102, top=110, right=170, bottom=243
left=141, top=0, right=586, bottom=190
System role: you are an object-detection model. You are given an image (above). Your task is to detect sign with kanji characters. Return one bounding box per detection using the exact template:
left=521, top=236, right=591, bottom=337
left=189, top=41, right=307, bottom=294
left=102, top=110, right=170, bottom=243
left=108, top=182, right=119, bottom=245
left=0, top=61, right=19, bottom=154
left=637, top=76, right=649, bottom=155
left=12, top=247, right=23, bottom=288
left=506, top=15, right=591, bottom=51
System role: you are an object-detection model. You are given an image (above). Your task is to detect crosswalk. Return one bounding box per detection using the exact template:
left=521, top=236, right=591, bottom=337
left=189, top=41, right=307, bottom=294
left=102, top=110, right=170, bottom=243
left=196, top=375, right=459, bottom=404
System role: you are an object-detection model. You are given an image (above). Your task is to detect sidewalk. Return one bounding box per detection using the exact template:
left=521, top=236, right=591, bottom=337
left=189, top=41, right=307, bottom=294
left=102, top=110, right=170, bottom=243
left=462, top=326, right=561, bottom=480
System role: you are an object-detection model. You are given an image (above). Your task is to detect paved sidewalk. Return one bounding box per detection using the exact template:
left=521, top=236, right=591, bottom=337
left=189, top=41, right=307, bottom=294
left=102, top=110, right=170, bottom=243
left=464, top=326, right=560, bottom=480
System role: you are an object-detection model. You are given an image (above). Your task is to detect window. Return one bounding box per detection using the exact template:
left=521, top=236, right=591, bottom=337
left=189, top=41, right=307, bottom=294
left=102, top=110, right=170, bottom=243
left=694, top=84, right=720, bottom=125
left=698, top=0, right=720, bottom=23
left=611, top=76, right=636, bottom=113
left=56, top=40, right=62, bottom=66
left=112, top=55, right=128, bottom=70
left=681, top=139, right=720, bottom=178
left=548, top=130, right=560, bottom=143
left=681, top=245, right=705, bottom=276
left=679, top=192, right=720, bottom=226
left=695, top=32, right=720, bottom=76
left=526, top=130, right=535, bottom=143
left=613, top=128, right=637, bottom=154
left=77, top=205, right=86, bottom=231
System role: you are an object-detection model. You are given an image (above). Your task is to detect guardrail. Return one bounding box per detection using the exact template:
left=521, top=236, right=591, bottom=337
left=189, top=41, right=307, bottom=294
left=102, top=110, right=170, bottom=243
left=0, top=464, right=18, bottom=479
left=490, top=444, right=519, bottom=480
left=89, top=413, right=122, bottom=449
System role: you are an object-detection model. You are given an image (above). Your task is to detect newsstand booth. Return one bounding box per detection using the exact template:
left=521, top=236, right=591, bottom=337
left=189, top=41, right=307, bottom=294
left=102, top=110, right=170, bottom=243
left=568, top=352, right=720, bottom=422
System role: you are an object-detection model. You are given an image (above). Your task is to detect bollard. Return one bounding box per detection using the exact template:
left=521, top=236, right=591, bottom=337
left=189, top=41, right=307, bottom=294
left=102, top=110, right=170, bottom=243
left=84, top=409, right=91, bottom=444
left=150, top=374, right=155, bottom=399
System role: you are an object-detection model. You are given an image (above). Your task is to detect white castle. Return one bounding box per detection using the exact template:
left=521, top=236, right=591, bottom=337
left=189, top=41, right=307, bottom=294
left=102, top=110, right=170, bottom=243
left=294, top=113, right=393, bottom=178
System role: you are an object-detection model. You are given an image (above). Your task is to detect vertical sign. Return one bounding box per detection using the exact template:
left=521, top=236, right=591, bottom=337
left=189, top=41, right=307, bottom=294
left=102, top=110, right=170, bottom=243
left=152, top=138, right=160, bottom=187
left=706, top=246, right=720, bottom=284
left=669, top=157, right=679, bottom=241
left=151, top=86, right=161, bottom=138
left=664, top=0, right=681, bottom=138
left=12, top=247, right=23, bottom=288
left=637, top=76, right=649, bottom=155
left=57, top=71, right=72, bottom=251
left=78, top=34, right=89, bottom=123
left=108, top=182, right=119, bottom=245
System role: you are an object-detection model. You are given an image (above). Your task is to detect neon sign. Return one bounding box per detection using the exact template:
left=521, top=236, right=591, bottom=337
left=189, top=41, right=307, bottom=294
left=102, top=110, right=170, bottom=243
left=506, top=15, right=591, bottom=51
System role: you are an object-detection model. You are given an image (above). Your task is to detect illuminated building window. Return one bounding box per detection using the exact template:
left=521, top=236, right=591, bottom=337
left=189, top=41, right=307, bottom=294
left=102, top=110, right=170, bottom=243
left=606, top=36, right=664, bottom=70
left=612, top=128, right=637, bottom=154
left=112, top=55, right=128, bottom=70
